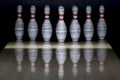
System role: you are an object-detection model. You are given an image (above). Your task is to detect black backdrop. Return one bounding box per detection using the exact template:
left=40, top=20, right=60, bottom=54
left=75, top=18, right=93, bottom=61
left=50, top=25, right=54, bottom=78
left=0, top=0, right=120, bottom=57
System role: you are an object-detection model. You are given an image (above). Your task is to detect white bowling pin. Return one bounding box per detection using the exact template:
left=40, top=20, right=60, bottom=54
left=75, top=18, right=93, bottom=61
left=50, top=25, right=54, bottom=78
left=97, top=5, right=107, bottom=40
left=28, top=42, right=38, bottom=73
left=28, top=5, right=38, bottom=41
left=56, top=6, right=67, bottom=42
left=15, top=5, right=24, bottom=41
left=70, top=5, right=81, bottom=42
left=84, top=6, right=94, bottom=41
left=42, top=43, right=52, bottom=75
left=42, top=5, right=52, bottom=42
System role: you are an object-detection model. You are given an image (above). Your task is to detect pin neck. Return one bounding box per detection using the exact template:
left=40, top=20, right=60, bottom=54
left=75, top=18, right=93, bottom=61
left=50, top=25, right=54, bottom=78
left=17, top=12, right=22, bottom=18
left=31, top=13, right=35, bottom=19
left=59, top=14, right=64, bottom=20
left=45, top=14, right=49, bottom=20
left=31, top=62, right=35, bottom=66
left=73, top=14, right=78, bottom=20
left=45, top=63, right=49, bottom=68
left=86, top=14, right=91, bottom=19
left=73, top=63, right=77, bottom=67
left=100, top=13, right=104, bottom=18
left=59, top=64, right=64, bottom=69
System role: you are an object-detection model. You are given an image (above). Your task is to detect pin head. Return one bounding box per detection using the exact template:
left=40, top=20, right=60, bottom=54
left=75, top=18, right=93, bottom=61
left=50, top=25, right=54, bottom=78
left=58, top=6, right=64, bottom=15
left=72, top=5, right=78, bottom=14
left=17, top=5, right=22, bottom=13
left=44, top=5, right=50, bottom=14
left=30, top=5, right=36, bottom=14
left=86, top=6, right=92, bottom=14
left=99, top=5, right=104, bottom=14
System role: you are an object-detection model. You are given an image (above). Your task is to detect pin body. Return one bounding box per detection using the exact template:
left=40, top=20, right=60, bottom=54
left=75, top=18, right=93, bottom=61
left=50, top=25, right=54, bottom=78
left=15, top=5, right=24, bottom=41
left=42, top=5, right=52, bottom=42
left=56, top=6, right=67, bottom=42
left=28, top=5, right=38, bottom=41
left=97, top=5, right=107, bottom=40
left=84, top=6, right=94, bottom=41
left=70, top=5, right=81, bottom=42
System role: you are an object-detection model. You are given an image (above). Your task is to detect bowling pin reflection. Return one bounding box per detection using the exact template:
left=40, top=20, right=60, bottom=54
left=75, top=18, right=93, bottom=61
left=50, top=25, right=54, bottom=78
left=42, top=42, right=52, bottom=75
left=15, top=41, right=24, bottom=72
left=97, top=40, right=107, bottom=72
left=70, top=42, right=80, bottom=76
left=28, top=41, right=38, bottom=73
left=56, top=43, right=67, bottom=79
left=97, top=48, right=107, bottom=72
left=84, top=41, right=94, bottom=73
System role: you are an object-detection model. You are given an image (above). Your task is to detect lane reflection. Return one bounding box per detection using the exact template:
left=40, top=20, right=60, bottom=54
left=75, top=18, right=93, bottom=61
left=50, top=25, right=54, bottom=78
left=97, top=40, right=107, bottom=72
left=56, top=43, right=67, bottom=79
left=70, top=42, right=80, bottom=76
left=28, top=41, right=38, bottom=73
left=84, top=41, right=94, bottom=73
left=13, top=41, right=109, bottom=79
left=42, top=42, right=52, bottom=75
left=15, top=41, right=24, bottom=72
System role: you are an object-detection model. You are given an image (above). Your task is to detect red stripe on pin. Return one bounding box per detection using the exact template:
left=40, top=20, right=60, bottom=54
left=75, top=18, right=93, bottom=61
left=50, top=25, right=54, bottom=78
left=73, top=14, right=77, bottom=16
left=17, top=12, right=22, bottom=14
left=45, top=18, right=49, bottom=20
left=59, top=14, right=64, bottom=16
left=31, top=13, right=35, bottom=15
left=31, top=17, right=35, bottom=19
left=59, top=18, right=64, bottom=20
left=45, top=14, right=49, bottom=16
left=73, top=18, right=77, bottom=20
left=18, top=16, right=22, bottom=18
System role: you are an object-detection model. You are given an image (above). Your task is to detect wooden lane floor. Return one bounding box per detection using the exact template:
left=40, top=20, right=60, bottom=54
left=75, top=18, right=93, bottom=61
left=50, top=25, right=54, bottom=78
left=5, top=40, right=111, bottom=49
left=0, top=41, right=120, bottom=80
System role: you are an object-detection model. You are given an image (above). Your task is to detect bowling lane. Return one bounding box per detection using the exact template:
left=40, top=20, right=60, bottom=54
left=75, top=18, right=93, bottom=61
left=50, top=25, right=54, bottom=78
left=0, top=41, right=120, bottom=80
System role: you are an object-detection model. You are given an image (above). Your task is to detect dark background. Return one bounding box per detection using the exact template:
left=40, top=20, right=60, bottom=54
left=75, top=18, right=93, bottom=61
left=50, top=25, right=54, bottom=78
left=0, top=0, right=120, bottom=57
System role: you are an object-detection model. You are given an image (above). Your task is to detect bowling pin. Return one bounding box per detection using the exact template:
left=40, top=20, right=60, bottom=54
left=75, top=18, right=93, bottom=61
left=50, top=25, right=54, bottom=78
left=28, top=5, right=38, bottom=41
left=84, top=6, right=94, bottom=41
left=56, top=6, right=67, bottom=42
left=42, top=5, right=52, bottom=42
left=70, top=5, right=81, bottom=42
left=42, top=43, right=52, bottom=75
left=15, top=5, right=24, bottom=41
left=97, top=5, right=107, bottom=40
left=28, top=42, right=38, bottom=73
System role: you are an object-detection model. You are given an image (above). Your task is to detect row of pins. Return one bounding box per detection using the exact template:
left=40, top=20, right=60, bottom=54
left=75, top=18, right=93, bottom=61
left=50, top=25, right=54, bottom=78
left=15, top=5, right=107, bottom=42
